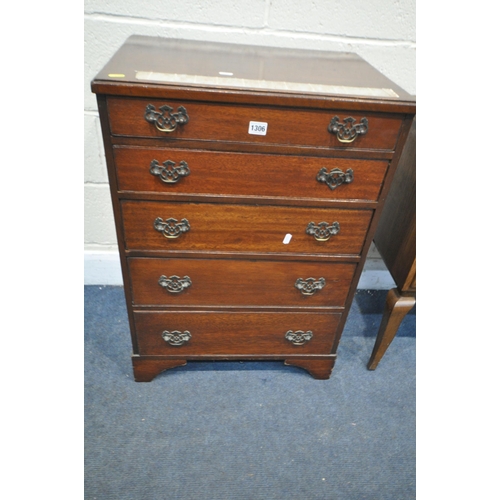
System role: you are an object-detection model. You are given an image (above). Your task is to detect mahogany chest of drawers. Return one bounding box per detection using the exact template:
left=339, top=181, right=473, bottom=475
left=91, top=35, right=416, bottom=381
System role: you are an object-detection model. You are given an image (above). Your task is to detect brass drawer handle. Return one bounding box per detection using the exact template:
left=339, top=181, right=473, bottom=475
left=150, top=160, right=190, bottom=184
left=158, top=275, right=192, bottom=293
left=162, top=330, right=191, bottom=346
left=295, top=277, right=326, bottom=296
left=328, top=116, right=368, bottom=143
left=306, top=221, right=340, bottom=241
left=144, top=104, right=189, bottom=133
left=153, top=217, right=190, bottom=239
left=285, top=330, right=313, bottom=345
left=316, top=167, right=353, bottom=190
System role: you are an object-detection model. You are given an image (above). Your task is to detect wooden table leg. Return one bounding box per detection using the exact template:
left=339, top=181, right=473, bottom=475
left=367, top=287, right=415, bottom=370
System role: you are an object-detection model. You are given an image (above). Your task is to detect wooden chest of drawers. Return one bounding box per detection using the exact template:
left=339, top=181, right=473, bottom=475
left=91, top=35, right=416, bottom=381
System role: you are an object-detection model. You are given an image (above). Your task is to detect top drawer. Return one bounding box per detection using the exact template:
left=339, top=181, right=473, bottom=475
left=106, top=97, right=403, bottom=151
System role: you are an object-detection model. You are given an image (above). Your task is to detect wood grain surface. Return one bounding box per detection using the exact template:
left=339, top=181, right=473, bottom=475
left=113, top=146, right=389, bottom=202
left=128, top=257, right=356, bottom=308
left=107, top=97, right=402, bottom=151
left=133, top=310, right=341, bottom=355
left=121, top=200, right=373, bottom=255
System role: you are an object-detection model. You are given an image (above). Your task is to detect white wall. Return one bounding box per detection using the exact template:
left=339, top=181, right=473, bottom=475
left=84, top=0, right=415, bottom=287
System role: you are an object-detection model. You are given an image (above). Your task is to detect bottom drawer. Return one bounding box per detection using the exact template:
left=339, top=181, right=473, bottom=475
left=134, top=310, right=341, bottom=356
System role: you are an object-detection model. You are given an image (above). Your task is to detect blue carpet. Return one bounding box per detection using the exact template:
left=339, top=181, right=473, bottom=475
left=85, top=286, right=415, bottom=500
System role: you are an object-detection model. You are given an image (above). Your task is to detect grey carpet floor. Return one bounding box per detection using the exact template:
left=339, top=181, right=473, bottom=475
left=85, top=286, right=415, bottom=500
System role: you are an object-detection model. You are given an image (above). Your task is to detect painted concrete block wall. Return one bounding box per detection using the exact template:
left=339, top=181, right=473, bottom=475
left=84, top=0, right=415, bottom=286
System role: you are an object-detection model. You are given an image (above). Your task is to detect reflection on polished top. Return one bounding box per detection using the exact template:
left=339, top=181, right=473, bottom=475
left=93, top=35, right=414, bottom=102
left=134, top=71, right=400, bottom=98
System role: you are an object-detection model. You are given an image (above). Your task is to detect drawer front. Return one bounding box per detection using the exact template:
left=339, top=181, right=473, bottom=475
left=134, top=311, right=341, bottom=355
left=128, top=257, right=356, bottom=307
left=107, top=97, right=402, bottom=151
left=121, top=201, right=373, bottom=255
left=114, top=146, right=389, bottom=202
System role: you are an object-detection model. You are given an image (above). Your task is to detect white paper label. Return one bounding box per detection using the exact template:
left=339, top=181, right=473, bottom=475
left=283, top=233, right=292, bottom=244
left=248, top=121, right=268, bottom=136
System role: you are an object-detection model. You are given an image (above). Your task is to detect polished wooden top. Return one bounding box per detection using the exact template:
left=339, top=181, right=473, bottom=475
left=92, top=36, right=415, bottom=110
